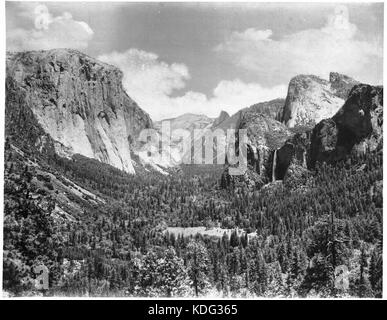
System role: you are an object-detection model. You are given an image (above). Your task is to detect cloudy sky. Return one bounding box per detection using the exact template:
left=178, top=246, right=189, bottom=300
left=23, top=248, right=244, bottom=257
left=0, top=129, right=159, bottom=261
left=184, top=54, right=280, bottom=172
left=6, top=1, right=383, bottom=120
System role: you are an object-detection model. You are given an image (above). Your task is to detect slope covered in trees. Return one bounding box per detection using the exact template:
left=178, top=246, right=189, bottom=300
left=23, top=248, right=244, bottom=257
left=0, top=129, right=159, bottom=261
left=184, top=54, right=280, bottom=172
left=3, top=132, right=382, bottom=297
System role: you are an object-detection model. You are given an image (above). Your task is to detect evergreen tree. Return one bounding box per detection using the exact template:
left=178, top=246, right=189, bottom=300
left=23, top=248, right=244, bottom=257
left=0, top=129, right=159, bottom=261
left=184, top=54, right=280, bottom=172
left=186, top=240, right=211, bottom=296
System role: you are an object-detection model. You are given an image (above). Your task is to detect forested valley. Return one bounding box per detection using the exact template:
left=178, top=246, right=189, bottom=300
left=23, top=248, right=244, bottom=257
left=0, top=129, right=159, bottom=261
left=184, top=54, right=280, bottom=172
left=3, top=137, right=383, bottom=298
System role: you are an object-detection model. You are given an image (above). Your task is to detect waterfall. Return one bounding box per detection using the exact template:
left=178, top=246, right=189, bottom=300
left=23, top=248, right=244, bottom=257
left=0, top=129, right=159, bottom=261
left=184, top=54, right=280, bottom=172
left=272, top=149, right=277, bottom=182
left=302, top=150, right=307, bottom=167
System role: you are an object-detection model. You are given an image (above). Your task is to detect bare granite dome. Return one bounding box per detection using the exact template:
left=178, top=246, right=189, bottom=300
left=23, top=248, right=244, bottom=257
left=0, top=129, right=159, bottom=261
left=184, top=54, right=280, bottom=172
left=281, top=73, right=358, bottom=128
left=6, top=48, right=152, bottom=173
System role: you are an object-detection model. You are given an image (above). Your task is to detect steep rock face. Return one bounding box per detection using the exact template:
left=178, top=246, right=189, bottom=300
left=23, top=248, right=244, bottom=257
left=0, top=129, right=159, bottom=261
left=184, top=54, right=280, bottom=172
left=274, top=130, right=312, bottom=180
left=281, top=74, right=356, bottom=128
left=248, top=98, right=285, bottom=121
left=153, top=113, right=215, bottom=167
left=212, top=110, right=230, bottom=128
left=222, top=105, right=292, bottom=187
left=166, top=99, right=286, bottom=171
left=310, top=84, right=383, bottom=167
left=329, top=72, right=360, bottom=100
left=214, top=98, right=285, bottom=132
left=5, top=75, right=57, bottom=156
left=220, top=165, right=265, bottom=190
left=221, top=79, right=381, bottom=190
left=283, top=163, right=310, bottom=191
left=155, top=113, right=214, bottom=133
left=240, top=112, right=292, bottom=177
left=241, top=110, right=291, bottom=150
left=6, top=49, right=152, bottom=174
left=213, top=110, right=242, bottom=131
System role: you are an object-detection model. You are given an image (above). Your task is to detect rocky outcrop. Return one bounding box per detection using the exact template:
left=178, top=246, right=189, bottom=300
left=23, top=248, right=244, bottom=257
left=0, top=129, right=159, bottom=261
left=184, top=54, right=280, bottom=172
left=281, top=73, right=358, bottom=128
left=153, top=113, right=215, bottom=168
left=248, top=98, right=285, bottom=121
left=6, top=49, right=152, bottom=174
left=240, top=112, right=292, bottom=178
left=212, top=110, right=230, bottom=128
left=275, top=83, right=381, bottom=177
left=283, top=163, right=310, bottom=191
left=273, top=130, right=312, bottom=180
left=155, top=113, right=214, bottom=133
left=220, top=165, right=265, bottom=190
left=5, top=75, right=57, bottom=157
left=220, top=78, right=381, bottom=190
left=214, top=98, right=285, bottom=132
left=164, top=99, right=288, bottom=180
left=310, top=84, right=383, bottom=167
left=329, top=72, right=360, bottom=100
left=221, top=101, right=292, bottom=188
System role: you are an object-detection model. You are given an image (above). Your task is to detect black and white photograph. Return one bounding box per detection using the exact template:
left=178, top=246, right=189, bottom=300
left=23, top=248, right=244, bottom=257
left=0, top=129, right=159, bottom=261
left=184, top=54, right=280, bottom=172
left=1, top=0, right=384, bottom=301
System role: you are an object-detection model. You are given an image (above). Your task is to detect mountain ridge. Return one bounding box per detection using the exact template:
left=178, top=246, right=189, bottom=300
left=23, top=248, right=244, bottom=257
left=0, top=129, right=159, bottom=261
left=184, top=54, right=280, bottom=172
left=6, top=48, right=153, bottom=174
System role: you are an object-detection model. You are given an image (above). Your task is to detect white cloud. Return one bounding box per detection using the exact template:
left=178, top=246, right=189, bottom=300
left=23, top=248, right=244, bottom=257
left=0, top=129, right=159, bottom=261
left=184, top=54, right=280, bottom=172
left=7, top=3, right=93, bottom=51
left=99, top=49, right=190, bottom=98
left=98, top=49, right=286, bottom=120
left=215, top=5, right=383, bottom=85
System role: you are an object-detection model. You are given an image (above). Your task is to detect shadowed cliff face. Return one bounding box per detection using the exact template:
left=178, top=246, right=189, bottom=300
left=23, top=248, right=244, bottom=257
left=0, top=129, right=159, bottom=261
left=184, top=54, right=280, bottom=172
left=222, top=81, right=382, bottom=190
left=274, top=84, right=382, bottom=180
left=281, top=73, right=358, bottom=128
left=239, top=111, right=292, bottom=178
left=310, top=84, right=383, bottom=167
left=221, top=99, right=292, bottom=187
left=6, top=49, right=152, bottom=174
left=212, top=110, right=230, bottom=129
left=274, top=131, right=312, bottom=180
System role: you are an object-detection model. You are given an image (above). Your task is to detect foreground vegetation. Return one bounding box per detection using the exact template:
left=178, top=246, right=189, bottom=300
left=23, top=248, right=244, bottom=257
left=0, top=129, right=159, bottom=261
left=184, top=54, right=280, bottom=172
left=3, top=139, right=383, bottom=297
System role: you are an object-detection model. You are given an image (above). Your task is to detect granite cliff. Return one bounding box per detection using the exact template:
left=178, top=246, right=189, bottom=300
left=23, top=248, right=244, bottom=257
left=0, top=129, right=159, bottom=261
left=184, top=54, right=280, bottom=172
left=310, top=84, right=383, bottom=167
left=273, top=83, right=382, bottom=184
left=281, top=73, right=358, bottom=128
left=6, top=49, right=152, bottom=174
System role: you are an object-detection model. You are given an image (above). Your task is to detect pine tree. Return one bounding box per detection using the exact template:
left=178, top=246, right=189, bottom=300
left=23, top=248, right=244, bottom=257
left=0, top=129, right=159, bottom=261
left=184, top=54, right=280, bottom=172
left=186, top=240, right=211, bottom=296
left=355, top=245, right=372, bottom=297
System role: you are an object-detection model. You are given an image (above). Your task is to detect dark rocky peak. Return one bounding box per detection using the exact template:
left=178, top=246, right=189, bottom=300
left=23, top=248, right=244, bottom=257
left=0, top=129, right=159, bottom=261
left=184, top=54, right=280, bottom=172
left=275, top=83, right=382, bottom=180
left=273, top=130, right=312, bottom=181
left=220, top=111, right=292, bottom=188
left=239, top=112, right=292, bottom=151
left=310, top=84, right=383, bottom=167
left=329, top=72, right=360, bottom=100
left=220, top=99, right=291, bottom=189
left=268, top=79, right=375, bottom=184
left=333, top=84, right=383, bottom=135
left=6, top=48, right=153, bottom=174
left=212, top=110, right=230, bottom=128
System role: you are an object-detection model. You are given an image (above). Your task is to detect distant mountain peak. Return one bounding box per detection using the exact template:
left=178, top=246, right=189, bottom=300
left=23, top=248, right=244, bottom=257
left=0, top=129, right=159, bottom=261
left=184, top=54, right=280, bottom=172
left=218, top=110, right=230, bottom=118
left=212, top=110, right=230, bottom=128
left=6, top=49, right=152, bottom=174
left=281, top=72, right=359, bottom=128
left=329, top=72, right=356, bottom=84
left=329, top=72, right=360, bottom=99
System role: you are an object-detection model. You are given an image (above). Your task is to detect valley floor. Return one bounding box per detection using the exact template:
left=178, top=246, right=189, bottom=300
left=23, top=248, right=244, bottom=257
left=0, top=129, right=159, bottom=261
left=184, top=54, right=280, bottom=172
left=2, top=142, right=383, bottom=298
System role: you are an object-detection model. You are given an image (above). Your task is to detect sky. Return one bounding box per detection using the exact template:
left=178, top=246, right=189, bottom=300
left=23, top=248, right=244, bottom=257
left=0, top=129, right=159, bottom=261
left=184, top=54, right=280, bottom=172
left=6, top=1, right=384, bottom=120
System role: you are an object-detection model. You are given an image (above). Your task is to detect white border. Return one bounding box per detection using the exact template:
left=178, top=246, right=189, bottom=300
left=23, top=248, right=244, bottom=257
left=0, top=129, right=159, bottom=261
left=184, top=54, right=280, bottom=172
left=0, top=0, right=385, bottom=301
